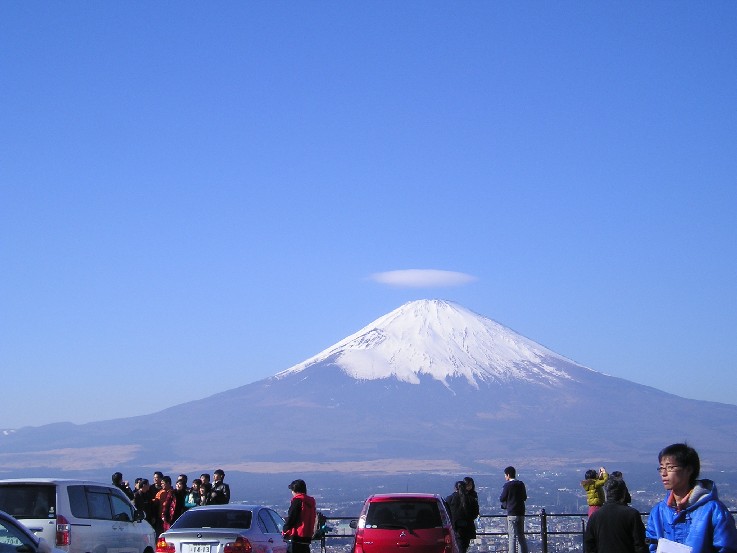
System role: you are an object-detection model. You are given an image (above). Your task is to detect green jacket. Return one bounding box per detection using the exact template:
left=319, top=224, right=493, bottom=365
left=581, top=471, right=609, bottom=507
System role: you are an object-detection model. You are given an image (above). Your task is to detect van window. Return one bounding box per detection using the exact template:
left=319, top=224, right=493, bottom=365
left=68, top=486, right=90, bottom=518
left=0, top=484, right=56, bottom=519
left=87, top=490, right=113, bottom=520
left=110, top=490, right=134, bottom=522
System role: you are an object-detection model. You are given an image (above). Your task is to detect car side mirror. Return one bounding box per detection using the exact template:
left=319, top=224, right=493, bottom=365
left=349, top=519, right=358, bottom=529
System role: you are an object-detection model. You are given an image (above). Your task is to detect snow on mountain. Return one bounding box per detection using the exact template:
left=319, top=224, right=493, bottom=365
left=277, top=299, right=587, bottom=387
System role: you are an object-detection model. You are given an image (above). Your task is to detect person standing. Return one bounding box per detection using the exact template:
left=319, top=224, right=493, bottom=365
left=154, top=476, right=176, bottom=537
left=210, top=469, right=231, bottom=504
left=185, top=479, right=202, bottom=509
left=581, top=467, right=609, bottom=516
left=464, top=477, right=480, bottom=548
left=584, top=478, right=648, bottom=553
left=282, top=479, right=317, bottom=553
left=446, top=480, right=477, bottom=553
left=500, top=466, right=529, bottom=553
left=172, top=478, right=188, bottom=520
left=112, top=472, right=135, bottom=501
left=610, top=471, right=632, bottom=505
left=133, top=479, right=156, bottom=528
left=646, top=443, right=737, bottom=553
left=199, top=473, right=212, bottom=506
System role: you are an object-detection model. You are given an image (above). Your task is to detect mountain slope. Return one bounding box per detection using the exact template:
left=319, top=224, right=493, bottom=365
left=2, top=299, right=736, bottom=475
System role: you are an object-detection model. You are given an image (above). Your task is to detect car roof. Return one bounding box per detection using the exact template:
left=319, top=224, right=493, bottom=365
left=0, top=478, right=110, bottom=486
left=182, top=505, right=267, bottom=511
left=365, top=493, right=443, bottom=501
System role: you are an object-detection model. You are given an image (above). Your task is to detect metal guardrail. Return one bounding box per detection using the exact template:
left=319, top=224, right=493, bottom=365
left=316, top=510, right=586, bottom=553
left=315, top=509, right=737, bottom=553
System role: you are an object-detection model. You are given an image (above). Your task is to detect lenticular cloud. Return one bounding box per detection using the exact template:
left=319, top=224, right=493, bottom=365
left=370, top=269, right=477, bottom=288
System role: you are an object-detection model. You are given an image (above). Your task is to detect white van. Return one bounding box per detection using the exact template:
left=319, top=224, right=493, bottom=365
left=0, top=478, right=155, bottom=553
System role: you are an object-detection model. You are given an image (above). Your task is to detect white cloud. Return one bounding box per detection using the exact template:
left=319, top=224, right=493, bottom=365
left=369, top=269, right=478, bottom=288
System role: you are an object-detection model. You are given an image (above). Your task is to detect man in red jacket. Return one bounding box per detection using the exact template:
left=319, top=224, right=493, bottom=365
left=283, top=479, right=317, bottom=553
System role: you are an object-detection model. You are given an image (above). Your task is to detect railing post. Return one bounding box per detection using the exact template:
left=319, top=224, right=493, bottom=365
left=540, top=509, right=547, bottom=553
left=581, top=517, right=587, bottom=550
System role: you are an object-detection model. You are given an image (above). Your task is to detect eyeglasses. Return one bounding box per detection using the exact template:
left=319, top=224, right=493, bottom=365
left=656, top=465, right=682, bottom=474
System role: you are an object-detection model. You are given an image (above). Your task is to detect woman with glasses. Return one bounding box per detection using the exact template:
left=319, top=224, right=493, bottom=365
left=646, top=443, right=737, bottom=553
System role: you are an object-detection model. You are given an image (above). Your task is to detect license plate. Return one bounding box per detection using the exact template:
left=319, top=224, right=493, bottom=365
left=187, top=545, right=211, bottom=553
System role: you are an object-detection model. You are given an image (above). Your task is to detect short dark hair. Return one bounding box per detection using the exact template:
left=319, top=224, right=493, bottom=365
left=604, top=478, right=626, bottom=502
left=162, top=475, right=172, bottom=485
left=585, top=469, right=597, bottom=480
left=504, top=466, right=516, bottom=478
left=288, top=479, right=307, bottom=494
left=611, top=471, right=623, bottom=479
left=112, top=472, right=123, bottom=484
left=214, top=469, right=225, bottom=478
left=659, top=443, right=700, bottom=488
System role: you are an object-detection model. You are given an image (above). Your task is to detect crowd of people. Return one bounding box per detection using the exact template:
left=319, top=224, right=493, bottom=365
left=111, top=468, right=230, bottom=536
left=109, top=442, right=737, bottom=553
left=443, top=443, right=737, bottom=553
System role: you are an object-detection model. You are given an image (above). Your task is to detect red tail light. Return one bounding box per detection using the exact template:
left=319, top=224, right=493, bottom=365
left=224, top=536, right=252, bottom=553
left=442, top=527, right=453, bottom=552
left=56, top=515, right=70, bottom=546
left=155, top=538, right=175, bottom=553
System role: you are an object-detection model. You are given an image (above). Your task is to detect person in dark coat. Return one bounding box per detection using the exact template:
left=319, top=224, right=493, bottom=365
left=500, top=466, right=529, bottom=553
left=209, top=469, right=230, bottom=505
left=610, top=471, right=633, bottom=505
left=112, top=472, right=135, bottom=501
left=584, top=478, right=648, bottom=553
left=464, top=477, right=480, bottom=542
left=133, top=479, right=156, bottom=528
left=445, top=480, right=478, bottom=553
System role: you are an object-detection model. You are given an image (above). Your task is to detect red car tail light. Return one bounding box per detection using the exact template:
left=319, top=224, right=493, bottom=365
left=56, top=515, right=70, bottom=546
left=442, top=527, right=453, bottom=552
left=224, top=536, right=252, bottom=553
left=155, top=538, right=175, bottom=553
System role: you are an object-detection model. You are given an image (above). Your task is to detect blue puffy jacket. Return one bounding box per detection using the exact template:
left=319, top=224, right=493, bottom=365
left=646, top=479, right=737, bottom=553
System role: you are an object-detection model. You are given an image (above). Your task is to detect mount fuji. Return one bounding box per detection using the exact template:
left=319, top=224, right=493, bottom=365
left=2, top=299, right=736, bottom=476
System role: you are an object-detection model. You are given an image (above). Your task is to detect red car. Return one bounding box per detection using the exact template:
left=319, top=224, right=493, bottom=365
left=350, top=493, right=459, bottom=553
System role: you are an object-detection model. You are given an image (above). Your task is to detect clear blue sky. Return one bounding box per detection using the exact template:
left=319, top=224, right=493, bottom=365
left=2, top=2, right=735, bottom=429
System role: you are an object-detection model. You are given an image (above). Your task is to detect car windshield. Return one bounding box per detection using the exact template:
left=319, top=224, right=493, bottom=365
left=171, top=509, right=253, bottom=530
left=366, top=500, right=442, bottom=529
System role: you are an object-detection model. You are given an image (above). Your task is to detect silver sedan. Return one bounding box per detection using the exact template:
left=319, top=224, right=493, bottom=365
left=156, top=504, right=287, bottom=553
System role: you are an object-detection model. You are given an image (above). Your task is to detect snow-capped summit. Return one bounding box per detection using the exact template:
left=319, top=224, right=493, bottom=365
left=278, top=299, right=585, bottom=387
